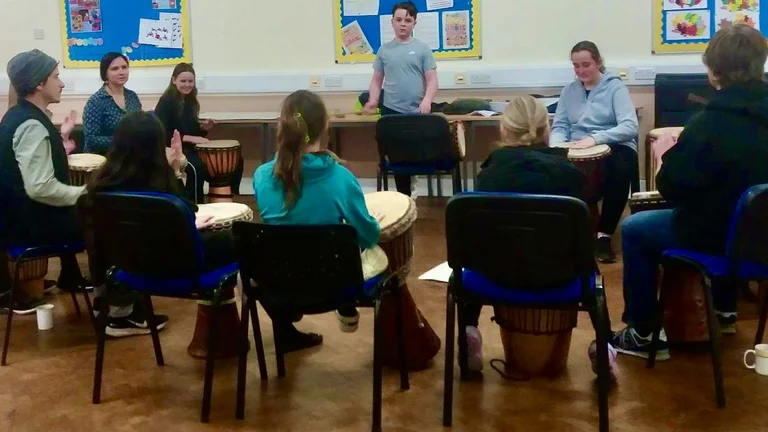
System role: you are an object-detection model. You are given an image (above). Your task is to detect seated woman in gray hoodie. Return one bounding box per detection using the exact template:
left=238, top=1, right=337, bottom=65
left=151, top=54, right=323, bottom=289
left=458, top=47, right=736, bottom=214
left=550, top=41, right=639, bottom=263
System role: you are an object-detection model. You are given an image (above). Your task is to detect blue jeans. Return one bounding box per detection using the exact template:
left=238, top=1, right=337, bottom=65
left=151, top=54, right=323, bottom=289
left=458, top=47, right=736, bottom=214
left=621, top=209, right=738, bottom=329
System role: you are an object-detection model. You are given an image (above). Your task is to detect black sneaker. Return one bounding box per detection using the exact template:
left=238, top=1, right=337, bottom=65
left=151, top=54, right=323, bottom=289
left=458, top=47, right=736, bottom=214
left=611, top=326, right=670, bottom=360
left=717, top=313, right=737, bottom=335
left=11, top=297, right=48, bottom=315
left=595, top=237, right=617, bottom=263
left=105, top=306, right=169, bottom=338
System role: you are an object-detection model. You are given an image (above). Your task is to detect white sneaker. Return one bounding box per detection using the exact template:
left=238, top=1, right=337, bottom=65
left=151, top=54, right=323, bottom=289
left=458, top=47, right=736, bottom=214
left=336, top=309, right=360, bottom=333
left=465, top=326, right=484, bottom=371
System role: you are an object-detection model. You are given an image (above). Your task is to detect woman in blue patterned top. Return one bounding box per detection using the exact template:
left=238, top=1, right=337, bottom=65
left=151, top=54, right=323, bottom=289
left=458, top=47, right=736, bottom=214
left=82, top=52, right=142, bottom=154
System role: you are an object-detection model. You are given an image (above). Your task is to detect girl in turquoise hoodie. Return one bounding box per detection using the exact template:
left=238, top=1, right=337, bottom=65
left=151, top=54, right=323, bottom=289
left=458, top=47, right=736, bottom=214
left=253, top=90, right=381, bottom=352
left=551, top=41, right=639, bottom=263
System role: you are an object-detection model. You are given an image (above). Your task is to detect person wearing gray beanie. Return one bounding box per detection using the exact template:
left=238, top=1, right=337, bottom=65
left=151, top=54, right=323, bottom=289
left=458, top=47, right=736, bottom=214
left=7, top=49, right=60, bottom=100
left=0, top=49, right=88, bottom=315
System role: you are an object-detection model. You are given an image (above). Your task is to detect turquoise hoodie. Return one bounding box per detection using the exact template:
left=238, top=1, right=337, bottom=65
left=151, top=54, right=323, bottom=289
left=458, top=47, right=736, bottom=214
left=550, top=71, right=639, bottom=151
left=253, top=153, right=380, bottom=249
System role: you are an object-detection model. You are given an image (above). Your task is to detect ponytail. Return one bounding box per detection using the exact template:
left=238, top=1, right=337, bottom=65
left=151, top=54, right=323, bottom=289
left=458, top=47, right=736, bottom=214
left=498, top=95, right=549, bottom=147
left=272, top=90, right=333, bottom=209
left=274, top=113, right=309, bottom=208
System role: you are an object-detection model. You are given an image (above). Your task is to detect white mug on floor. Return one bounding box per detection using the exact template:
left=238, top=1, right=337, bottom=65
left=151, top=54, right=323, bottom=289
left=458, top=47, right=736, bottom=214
left=743, top=344, right=768, bottom=375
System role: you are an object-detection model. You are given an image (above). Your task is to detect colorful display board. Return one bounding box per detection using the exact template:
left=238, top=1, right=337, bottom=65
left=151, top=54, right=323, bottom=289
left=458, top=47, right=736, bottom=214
left=59, top=0, right=191, bottom=68
left=334, top=0, right=481, bottom=63
left=654, top=0, right=762, bottom=53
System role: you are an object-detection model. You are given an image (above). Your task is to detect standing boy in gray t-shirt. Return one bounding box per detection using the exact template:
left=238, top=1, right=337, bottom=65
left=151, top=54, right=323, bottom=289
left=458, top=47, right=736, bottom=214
left=363, top=1, right=438, bottom=196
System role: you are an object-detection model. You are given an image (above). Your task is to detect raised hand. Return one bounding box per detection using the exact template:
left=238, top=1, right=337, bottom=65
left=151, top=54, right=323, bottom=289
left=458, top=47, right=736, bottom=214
left=61, top=110, right=77, bottom=140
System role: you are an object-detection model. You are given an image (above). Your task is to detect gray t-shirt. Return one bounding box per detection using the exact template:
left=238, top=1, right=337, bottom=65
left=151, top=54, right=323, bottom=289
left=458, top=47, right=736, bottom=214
left=373, top=38, right=437, bottom=114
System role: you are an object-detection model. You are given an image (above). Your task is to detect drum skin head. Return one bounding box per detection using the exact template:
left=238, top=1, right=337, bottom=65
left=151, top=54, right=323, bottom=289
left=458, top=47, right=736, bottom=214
left=364, top=191, right=417, bottom=242
left=649, top=127, right=684, bottom=139
left=196, top=203, right=253, bottom=230
left=568, top=144, right=611, bottom=160
left=196, top=140, right=241, bottom=149
left=68, top=153, right=106, bottom=171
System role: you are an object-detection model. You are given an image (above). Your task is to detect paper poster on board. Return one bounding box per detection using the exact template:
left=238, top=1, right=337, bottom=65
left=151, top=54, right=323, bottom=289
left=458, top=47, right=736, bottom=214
left=443, top=10, right=470, bottom=49
left=342, top=20, right=374, bottom=55
left=70, top=0, right=102, bottom=33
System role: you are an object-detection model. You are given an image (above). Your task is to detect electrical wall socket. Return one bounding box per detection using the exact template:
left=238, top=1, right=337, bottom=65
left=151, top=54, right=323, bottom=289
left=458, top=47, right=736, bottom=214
left=634, top=67, right=657, bottom=81
left=324, top=75, right=343, bottom=87
left=618, top=69, right=629, bottom=80
left=195, top=78, right=206, bottom=90
left=454, top=74, right=467, bottom=84
left=470, top=73, right=491, bottom=84
left=33, top=29, right=45, bottom=40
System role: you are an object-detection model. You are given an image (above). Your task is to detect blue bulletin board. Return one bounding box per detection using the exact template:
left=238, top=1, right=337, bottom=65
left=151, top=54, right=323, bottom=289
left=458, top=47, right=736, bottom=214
left=334, top=0, right=481, bottom=63
left=653, top=0, right=761, bottom=53
left=58, top=0, right=191, bottom=68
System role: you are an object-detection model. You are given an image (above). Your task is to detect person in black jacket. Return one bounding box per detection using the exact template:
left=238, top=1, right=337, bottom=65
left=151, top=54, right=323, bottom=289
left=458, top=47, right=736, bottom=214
left=613, top=25, right=768, bottom=360
left=461, top=95, right=588, bottom=372
left=154, top=63, right=243, bottom=203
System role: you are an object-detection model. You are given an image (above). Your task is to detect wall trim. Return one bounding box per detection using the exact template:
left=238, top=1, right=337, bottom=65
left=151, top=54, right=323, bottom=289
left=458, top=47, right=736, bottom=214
left=0, top=60, right=717, bottom=97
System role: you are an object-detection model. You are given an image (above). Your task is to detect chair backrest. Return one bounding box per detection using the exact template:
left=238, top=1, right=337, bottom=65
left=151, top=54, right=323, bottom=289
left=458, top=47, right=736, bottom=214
left=233, top=222, right=366, bottom=313
left=87, top=192, right=204, bottom=279
left=375, top=114, right=458, bottom=164
left=727, top=184, right=768, bottom=267
left=446, top=193, right=596, bottom=292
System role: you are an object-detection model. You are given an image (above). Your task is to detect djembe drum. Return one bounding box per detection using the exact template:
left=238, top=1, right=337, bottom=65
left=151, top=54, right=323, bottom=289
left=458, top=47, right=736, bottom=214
left=364, top=191, right=441, bottom=370
left=629, top=190, right=709, bottom=342
left=492, top=306, right=578, bottom=379
left=449, top=121, right=467, bottom=159
left=68, top=153, right=106, bottom=186
left=196, top=140, right=241, bottom=202
left=6, top=257, right=49, bottom=306
left=187, top=202, right=253, bottom=359
left=568, top=144, right=612, bottom=229
left=646, top=127, right=684, bottom=191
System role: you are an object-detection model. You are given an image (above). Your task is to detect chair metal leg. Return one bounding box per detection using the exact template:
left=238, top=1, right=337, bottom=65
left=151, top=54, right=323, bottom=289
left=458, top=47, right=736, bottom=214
left=249, top=300, right=268, bottom=380
left=1, top=260, right=20, bottom=366
left=376, top=171, right=382, bottom=192
left=756, top=285, right=768, bottom=345
left=70, top=291, right=82, bottom=318
left=436, top=175, right=443, bottom=197
left=92, top=292, right=110, bottom=404
left=442, top=291, right=456, bottom=427
left=456, top=302, right=469, bottom=380
left=201, top=287, right=222, bottom=423
left=390, top=282, right=410, bottom=390
left=593, top=291, right=611, bottom=432
left=236, top=293, right=251, bottom=420
left=647, top=285, right=668, bottom=369
left=372, top=297, right=383, bottom=432
left=382, top=171, right=389, bottom=192
left=144, top=294, right=164, bottom=366
left=81, top=287, right=97, bottom=334
left=702, top=276, right=726, bottom=408
left=272, top=321, right=286, bottom=378
left=427, top=175, right=434, bottom=197
left=453, top=166, right=462, bottom=195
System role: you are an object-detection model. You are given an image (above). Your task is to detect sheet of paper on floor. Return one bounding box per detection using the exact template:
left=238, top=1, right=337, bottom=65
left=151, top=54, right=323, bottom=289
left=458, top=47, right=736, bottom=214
left=418, top=261, right=452, bottom=283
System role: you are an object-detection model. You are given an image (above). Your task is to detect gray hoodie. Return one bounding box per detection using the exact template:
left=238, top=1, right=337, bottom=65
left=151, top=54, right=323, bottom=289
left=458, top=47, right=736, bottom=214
left=550, top=72, right=639, bottom=151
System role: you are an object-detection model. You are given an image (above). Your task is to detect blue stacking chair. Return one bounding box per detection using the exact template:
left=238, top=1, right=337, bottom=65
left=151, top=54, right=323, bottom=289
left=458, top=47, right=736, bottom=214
left=232, top=222, right=410, bottom=432
left=647, top=184, right=768, bottom=408
left=442, top=193, right=611, bottom=432
left=375, top=114, right=462, bottom=198
left=1, top=231, right=93, bottom=365
left=86, top=191, right=239, bottom=423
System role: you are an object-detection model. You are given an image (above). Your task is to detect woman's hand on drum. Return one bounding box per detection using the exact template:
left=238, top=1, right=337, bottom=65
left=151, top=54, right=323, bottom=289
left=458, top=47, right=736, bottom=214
left=371, top=211, right=385, bottom=224
left=200, top=118, right=216, bottom=131
left=63, top=139, right=76, bottom=155
left=61, top=110, right=77, bottom=141
left=182, top=135, right=210, bottom=145
left=195, top=214, right=215, bottom=230
left=570, top=137, right=597, bottom=150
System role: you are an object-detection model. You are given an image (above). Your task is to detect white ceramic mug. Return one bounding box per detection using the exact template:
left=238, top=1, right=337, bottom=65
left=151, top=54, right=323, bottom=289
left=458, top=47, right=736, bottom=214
left=743, top=344, right=768, bottom=375
left=35, top=304, right=54, bottom=331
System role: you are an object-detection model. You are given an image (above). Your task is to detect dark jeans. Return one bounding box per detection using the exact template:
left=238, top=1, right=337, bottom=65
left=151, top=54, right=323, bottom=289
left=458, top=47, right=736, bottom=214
left=621, top=209, right=738, bottom=331
left=380, top=105, right=412, bottom=196
left=597, top=144, right=638, bottom=235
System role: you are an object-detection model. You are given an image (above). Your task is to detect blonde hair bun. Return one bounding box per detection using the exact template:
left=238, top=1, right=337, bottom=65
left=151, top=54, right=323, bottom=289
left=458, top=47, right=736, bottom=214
left=499, top=96, right=549, bottom=147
